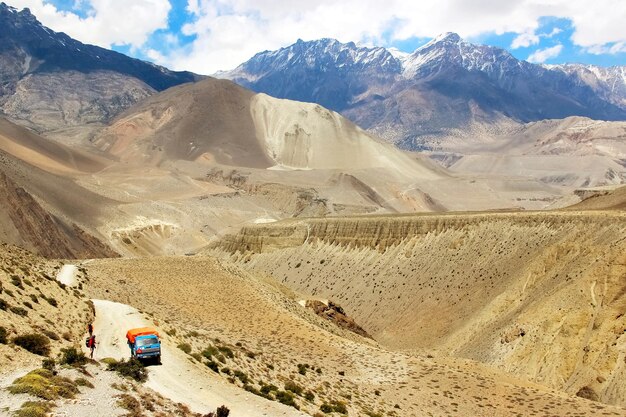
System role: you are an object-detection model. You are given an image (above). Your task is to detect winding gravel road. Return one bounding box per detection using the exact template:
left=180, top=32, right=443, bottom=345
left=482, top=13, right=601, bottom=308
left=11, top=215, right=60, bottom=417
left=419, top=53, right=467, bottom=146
left=91, top=299, right=306, bottom=417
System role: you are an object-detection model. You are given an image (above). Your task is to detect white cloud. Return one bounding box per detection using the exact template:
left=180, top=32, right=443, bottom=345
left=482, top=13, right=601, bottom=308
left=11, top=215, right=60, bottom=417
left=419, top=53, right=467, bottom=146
left=9, top=0, right=171, bottom=49
left=162, top=0, right=626, bottom=74
left=511, top=30, right=540, bottom=49
left=7, top=0, right=626, bottom=74
left=527, top=44, right=563, bottom=63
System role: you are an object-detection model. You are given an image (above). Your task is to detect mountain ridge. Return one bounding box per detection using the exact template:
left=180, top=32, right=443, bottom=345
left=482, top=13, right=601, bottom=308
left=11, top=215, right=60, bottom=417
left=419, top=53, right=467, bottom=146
left=218, top=34, right=626, bottom=149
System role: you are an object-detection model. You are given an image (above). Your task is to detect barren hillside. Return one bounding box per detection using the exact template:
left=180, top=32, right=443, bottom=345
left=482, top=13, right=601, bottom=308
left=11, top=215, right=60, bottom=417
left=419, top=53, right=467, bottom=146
left=210, top=210, right=626, bottom=408
left=83, top=255, right=626, bottom=416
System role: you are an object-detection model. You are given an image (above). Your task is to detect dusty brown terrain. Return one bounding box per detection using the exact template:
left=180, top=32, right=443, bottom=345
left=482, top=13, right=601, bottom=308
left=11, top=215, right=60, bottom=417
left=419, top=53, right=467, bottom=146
left=83, top=255, right=626, bottom=417
left=209, top=209, right=626, bottom=409
left=0, top=245, right=93, bottom=371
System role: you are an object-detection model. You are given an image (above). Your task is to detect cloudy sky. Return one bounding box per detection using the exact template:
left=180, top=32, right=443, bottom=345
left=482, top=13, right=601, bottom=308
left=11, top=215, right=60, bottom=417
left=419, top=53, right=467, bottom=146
left=8, top=0, right=626, bottom=74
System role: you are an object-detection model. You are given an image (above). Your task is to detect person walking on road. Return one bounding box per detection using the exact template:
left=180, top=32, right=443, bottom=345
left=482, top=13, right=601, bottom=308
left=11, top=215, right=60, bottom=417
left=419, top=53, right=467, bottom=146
left=87, top=335, right=96, bottom=359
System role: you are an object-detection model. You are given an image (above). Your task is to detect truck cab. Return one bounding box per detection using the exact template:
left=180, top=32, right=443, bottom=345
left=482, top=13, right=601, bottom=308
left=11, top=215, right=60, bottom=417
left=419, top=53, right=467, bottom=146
left=126, top=327, right=161, bottom=363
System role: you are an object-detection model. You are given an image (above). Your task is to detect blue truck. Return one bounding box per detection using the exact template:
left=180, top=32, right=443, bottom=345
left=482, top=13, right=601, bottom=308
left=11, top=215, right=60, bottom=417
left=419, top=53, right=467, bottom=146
left=126, top=327, right=161, bottom=363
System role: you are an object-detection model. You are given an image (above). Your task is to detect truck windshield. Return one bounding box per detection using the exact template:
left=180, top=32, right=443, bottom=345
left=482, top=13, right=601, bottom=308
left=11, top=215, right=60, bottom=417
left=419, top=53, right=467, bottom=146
left=136, top=337, right=159, bottom=347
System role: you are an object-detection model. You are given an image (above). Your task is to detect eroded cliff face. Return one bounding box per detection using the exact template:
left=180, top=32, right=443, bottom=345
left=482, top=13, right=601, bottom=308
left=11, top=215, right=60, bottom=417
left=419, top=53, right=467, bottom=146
left=210, top=211, right=626, bottom=407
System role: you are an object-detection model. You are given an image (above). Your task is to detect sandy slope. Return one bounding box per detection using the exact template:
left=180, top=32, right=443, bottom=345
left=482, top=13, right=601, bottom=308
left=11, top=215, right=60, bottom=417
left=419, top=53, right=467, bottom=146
left=92, top=299, right=306, bottom=417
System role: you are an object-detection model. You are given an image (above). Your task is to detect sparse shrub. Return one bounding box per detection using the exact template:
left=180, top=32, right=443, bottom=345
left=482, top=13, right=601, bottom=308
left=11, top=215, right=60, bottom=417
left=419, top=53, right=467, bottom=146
left=285, top=380, right=303, bottom=396
left=221, top=367, right=232, bottom=375
left=42, top=358, right=56, bottom=371
left=244, top=384, right=261, bottom=395
left=75, top=377, right=94, bottom=388
left=13, top=334, right=50, bottom=356
left=206, top=361, right=220, bottom=373
left=10, top=306, right=28, bottom=316
left=42, top=330, right=59, bottom=341
left=202, top=345, right=219, bottom=359
left=298, top=364, right=307, bottom=375
left=218, top=345, right=234, bottom=358
left=166, top=328, right=176, bottom=336
left=275, top=390, right=299, bottom=409
left=305, top=391, right=315, bottom=402
left=177, top=343, right=192, bottom=354
left=191, top=352, right=203, bottom=362
left=0, top=326, right=7, bottom=344
left=8, top=369, right=78, bottom=400
left=260, top=384, right=278, bottom=395
left=0, top=298, right=7, bottom=311
left=117, top=393, right=142, bottom=416
left=62, top=332, right=72, bottom=341
left=576, top=386, right=599, bottom=402
left=267, top=364, right=275, bottom=370
left=14, top=401, right=53, bottom=417
left=10, top=275, right=23, bottom=289
left=45, top=297, right=58, bottom=307
left=216, top=405, right=230, bottom=417
left=187, top=330, right=200, bottom=338
left=233, top=370, right=249, bottom=384
left=107, top=358, right=148, bottom=382
left=23, top=279, right=33, bottom=287
left=23, top=301, right=33, bottom=309
left=29, top=294, right=39, bottom=304
left=60, top=346, right=87, bottom=366
left=316, top=367, right=322, bottom=374
left=246, top=351, right=256, bottom=359
left=320, top=401, right=347, bottom=414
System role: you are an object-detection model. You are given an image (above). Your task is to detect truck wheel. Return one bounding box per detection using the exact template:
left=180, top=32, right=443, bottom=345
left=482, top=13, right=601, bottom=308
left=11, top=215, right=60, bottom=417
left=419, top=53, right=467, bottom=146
left=156, top=355, right=161, bottom=365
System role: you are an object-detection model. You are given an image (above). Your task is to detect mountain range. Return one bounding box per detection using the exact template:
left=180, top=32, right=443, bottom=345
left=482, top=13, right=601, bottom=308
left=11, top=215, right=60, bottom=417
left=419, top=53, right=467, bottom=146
left=0, top=2, right=200, bottom=140
left=219, top=33, right=626, bottom=150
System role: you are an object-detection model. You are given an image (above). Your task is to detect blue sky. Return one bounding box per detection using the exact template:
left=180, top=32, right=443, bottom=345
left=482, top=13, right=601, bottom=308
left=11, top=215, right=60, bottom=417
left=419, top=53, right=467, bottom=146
left=9, top=0, right=626, bottom=73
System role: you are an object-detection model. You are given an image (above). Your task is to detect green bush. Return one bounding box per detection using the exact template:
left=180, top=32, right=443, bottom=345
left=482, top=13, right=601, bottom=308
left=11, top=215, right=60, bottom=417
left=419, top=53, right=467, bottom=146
left=14, top=401, right=53, bottom=417
left=8, top=369, right=78, bottom=400
left=13, top=334, right=50, bottom=356
left=60, top=346, right=87, bottom=366
left=107, top=358, right=148, bottom=382
left=0, top=326, right=7, bottom=344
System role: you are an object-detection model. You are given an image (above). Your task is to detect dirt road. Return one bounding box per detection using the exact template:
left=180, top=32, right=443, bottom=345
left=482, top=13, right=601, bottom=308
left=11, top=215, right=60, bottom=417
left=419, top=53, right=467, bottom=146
left=56, top=264, right=78, bottom=287
left=92, top=299, right=307, bottom=417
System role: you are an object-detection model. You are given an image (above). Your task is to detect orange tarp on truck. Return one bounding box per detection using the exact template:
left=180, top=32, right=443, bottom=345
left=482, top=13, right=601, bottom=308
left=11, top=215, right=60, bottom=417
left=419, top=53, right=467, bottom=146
left=126, top=327, right=159, bottom=343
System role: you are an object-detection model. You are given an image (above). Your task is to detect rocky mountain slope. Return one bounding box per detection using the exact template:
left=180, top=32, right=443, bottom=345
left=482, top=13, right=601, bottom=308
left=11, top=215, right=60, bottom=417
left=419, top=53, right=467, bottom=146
left=219, top=34, right=626, bottom=149
left=0, top=2, right=200, bottom=139
left=209, top=208, right=626, bottom=408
